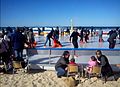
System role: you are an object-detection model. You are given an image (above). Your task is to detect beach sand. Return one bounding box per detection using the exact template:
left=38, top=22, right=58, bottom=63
left=0, top=70, right=120, bottom=87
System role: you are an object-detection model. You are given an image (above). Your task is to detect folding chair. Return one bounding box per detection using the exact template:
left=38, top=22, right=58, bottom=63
left=67, top=64, right=80, bottom=82
left=88, top=66, right=101, bottom=78
left=12, top=61, right=26, bottom=74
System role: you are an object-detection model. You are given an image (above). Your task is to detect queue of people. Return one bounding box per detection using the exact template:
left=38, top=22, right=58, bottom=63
left=55, top=50, right=114, bottom=81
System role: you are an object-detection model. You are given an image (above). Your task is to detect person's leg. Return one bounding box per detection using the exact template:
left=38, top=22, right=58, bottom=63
left=112, top=41, right=116, bottom=48
left=48, top=38, right=51, bottom=46
left=72, top=41, right=78, bottom=56
left=56, top=67, right=66, bottom=77
left=19, top=50, right=23, bottom=60
left=14, top=50, right=20, bottom=59
left=44, top=37, right=48, bottom=46
left=109, top=42, right=113, bottom=49
left=14, top=50, right=24, bottom=61
left=85, top=35, right=88, bottom=43
left=73, top=41, right=78, bottom=48
left=80, top=36, right=83, bottom=42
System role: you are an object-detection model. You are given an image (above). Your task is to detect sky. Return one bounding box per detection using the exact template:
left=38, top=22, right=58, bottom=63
left=0, top=0, right=120, bottom=27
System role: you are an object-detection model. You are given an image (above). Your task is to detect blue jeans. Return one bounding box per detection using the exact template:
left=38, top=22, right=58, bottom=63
left=56, top=67, right=66, bottom=76
left=14, top=49, right=23, bottom=61
left=44, top=37, right=51, bottom=46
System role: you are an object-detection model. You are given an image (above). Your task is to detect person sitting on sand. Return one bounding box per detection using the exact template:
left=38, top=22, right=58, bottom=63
left=55, top=51, right=70, bottom=78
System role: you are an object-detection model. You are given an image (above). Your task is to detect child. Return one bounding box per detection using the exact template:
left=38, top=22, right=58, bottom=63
left=69, top=58, right=83, bottom=78
left=69, top=58, right=77, bottom=65
left=52, top=39, right=62, bottom=48
left=85, top=56, right=98, bottom=74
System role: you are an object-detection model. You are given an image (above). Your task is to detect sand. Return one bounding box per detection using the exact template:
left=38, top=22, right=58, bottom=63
left=0, top=70, right=120, bottom=87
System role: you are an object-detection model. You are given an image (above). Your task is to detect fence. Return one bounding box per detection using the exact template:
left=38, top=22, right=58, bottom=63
left=26, top=48, right=120, bottom=66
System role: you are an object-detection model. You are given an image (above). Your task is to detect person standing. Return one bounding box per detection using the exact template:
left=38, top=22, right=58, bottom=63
left=38, top=28, right=41, bottom=36
left=44, top=29, right=54, bottom=47
left=80, top=28, right=84, bottom=42
left=70, top=29, right=80, bottom=48
left=28, top=29, right=35, bottom=48
left=98, top=29, right=103, bottom=42
left=70, top=29, right=80, bottom=56
left=0, top=33, right=10, bottom=67
left=11, top=27, right=26, bottom=61
left=55, top=51, right=70, bottom=78
left=85, top=29, right=90, bottom=43
left=107, top=30, right=117, bottom=49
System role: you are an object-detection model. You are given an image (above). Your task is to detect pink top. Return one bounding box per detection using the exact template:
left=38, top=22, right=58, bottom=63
left=88, top=60, right=97, bottom=67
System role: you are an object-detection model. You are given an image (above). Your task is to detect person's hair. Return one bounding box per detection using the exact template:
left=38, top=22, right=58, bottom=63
left=91, top=56, right=97, bottom=61
left=96, top=50, right=102, bottom=55
left=70, top=58, right=75, bottom=62
left=62, top=51, right=70, bottom=56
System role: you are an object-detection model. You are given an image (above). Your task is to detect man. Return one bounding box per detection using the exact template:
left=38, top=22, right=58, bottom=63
left=11, top=27, right=26, bottom=61
left=70, top=29, right=80, bottom=48
left=44, top=29, right=54, bottom=47
left=70, top=29, right=80, bottom=56
left=55, top=51, right=70, bottom=78
left=107, top=30, right=117, bottom=49
left=98, top=29, right=103, bottom=42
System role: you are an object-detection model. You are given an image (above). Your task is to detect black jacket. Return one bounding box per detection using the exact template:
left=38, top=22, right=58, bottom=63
left=70, top=32, right=80, bottom=42
left=108, top=32, right=117, bottom=43
left=98, top=55, right=113, bottom=77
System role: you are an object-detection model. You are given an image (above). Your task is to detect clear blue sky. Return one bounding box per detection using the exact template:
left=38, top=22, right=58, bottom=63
left=0, top=0, right=120, bottom=27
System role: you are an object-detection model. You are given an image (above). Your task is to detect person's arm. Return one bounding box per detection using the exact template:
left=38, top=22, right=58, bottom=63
left=59, top=58, right=67, bottom=65
left=100, top=56, right=106, bottom=66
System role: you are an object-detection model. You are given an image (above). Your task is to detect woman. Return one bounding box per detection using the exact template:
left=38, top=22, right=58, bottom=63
left=96, top=50, right=113, bottom=81
left=55, top=51, right=70, bottom=78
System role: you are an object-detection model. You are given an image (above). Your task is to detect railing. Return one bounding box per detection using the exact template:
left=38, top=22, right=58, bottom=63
left=27, top=48, right=120, bottom=65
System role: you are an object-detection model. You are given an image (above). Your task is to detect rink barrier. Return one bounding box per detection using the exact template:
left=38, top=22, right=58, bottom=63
left=34, top=48, right=120, bottom=51
left=26, top=48, right=120, bottom=70
left=27, top=48, right=120, bottom=65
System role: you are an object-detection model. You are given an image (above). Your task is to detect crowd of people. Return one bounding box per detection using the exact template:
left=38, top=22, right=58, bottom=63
left=0, top=27, right=36, bottom=72
left=0, top=26, right=120, bottom=73
left=43, top=27, right=120, bottom=49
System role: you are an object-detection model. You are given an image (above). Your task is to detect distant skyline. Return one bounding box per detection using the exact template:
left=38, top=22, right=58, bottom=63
left=1, top=0, right=120, bottom=27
